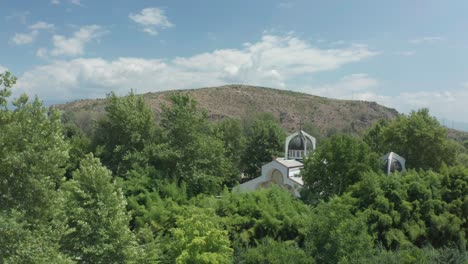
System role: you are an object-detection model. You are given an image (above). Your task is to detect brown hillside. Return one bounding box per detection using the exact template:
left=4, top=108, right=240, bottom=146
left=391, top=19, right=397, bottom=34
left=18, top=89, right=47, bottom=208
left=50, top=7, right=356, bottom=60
left=55, top=84, right=400, bottom=136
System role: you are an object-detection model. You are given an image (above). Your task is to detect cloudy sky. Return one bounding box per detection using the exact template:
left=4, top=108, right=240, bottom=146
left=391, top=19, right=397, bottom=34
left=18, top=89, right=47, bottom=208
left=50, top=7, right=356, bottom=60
left=1, top=0, right=468, bottom=128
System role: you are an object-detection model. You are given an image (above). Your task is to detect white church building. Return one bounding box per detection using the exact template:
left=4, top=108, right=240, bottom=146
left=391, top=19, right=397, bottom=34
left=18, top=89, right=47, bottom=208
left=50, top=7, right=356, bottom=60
left=235, top=130, right=406, bottom=198
left=235, top=130, right=316, bottom=197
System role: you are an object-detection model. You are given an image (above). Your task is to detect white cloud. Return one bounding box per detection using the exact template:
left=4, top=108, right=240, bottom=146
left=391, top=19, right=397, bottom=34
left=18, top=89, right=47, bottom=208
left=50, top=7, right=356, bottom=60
left=16, top=34, right=377, bottom=101
left=299, top=74, right=468, bottom=123
left=30, top=21, right=55, bottom=31
left=366, top=89, right=468, bottom=124
left=338, top=85, right=468, bottom=124
left=70, top=0, right=82, bottom=6
left=14, top=32, right=468, bottom=123
left=36, top=48, right=48, bottom=58
left=40, top=25, right=104, bottom=57
left=408, top=36, right=444, bottom=44
left=51, top=0, right=60, bottom=4
left=129, top=7, right=173, bottom=35
left=143, top=28, right=158, bottom=36
left=12, top=21, right=55, bottom=46
left=277, top=2, right=294, bottom=8
left=299, top=74, right=379, bottom=100
left=11, top=31, right=38, bottom=45
left=0, top=65, right=8, bottom=73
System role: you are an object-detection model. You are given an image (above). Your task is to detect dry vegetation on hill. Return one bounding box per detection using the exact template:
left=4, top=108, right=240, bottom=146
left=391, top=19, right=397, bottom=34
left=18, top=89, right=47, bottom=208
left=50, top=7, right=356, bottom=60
left=56, top=84, right=468, bottom=140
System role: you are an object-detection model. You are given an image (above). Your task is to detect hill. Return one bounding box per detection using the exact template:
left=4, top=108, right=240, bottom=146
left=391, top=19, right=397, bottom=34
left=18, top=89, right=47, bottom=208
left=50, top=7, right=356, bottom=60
left=55, top=84, right=466, bottom=141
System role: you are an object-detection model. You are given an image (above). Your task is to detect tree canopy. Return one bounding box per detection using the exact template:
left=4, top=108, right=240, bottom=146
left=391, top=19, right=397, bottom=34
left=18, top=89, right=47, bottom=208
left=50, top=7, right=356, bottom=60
left=365, top=109, right=457, bottom=171
left=301, top=134, right=379, bottom=203
left=243, top=116, right=285, bottom=178
left=1, top=70, right=467, bottom=263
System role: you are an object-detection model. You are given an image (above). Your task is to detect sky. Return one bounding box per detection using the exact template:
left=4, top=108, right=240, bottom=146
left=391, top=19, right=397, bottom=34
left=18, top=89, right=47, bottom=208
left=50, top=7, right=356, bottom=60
left=1, top=0, right=468, bottom=130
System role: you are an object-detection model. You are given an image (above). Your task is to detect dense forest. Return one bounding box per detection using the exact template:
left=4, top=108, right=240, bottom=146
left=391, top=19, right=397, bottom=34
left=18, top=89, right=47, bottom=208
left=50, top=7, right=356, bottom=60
left=1, top=70, right=467, bottom=263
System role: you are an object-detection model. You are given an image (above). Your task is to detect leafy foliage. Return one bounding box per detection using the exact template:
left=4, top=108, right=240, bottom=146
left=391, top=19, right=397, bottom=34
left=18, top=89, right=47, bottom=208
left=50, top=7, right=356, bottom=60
left=239, top=237, right=314, bottom=264
left=348, top=167, right=468, bottom=249
left=0, top=210, right=73, bottom=264
left=60, top=154, right=138, bottom=263
left=1, top=71, right=467, bottom=263
left=301, top=134, right=379, bottom=203
left=365, top=109, right=457, bottom=171
left=215, top=118, right=246, bottom=176
left=304, top=195, right=374, bottom=264
left=243, top=116, right=285, bottom=178
left=213, top=187, right=312, bottom=246
left=94, top=91, right=158, bottom=174
left=159, top=93, right=238, bottom=196
left=0, top=94, right=69, bottom=222
left=163, top=206, right=233, bottom=264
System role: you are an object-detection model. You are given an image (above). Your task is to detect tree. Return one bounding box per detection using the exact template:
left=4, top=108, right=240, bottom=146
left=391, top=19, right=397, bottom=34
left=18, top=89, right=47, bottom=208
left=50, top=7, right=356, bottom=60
left=215, top=118, right=246, bottom=173
left=243, top=117, right=285, bottom=178
left=348, top=167, right=468, bottom=249
left=0, top=71, right=71, bottom=262
left=364, top=118, right=389, bottom=154
left=212, top=187, right=312, bottom=247
left=0, top=70, right=16, bottom=109
left=301, top=134, right=379, bottom=203
left=304, top=195, right=374, bottom=264
left=364, top=109, right=456, bottom=171
left=163, top=206, right=233, bottom=264
left=239, top=237, right=314, bottom=264
left=0, top=71, right=69, bottom=222
left=63, top=122, right=92, bottom=178
left=159, top=93, right=237, bottom=196
left=0, top=210, right=73, bottom=264
left=94, top=91, right=158, bottom=175
left=60, top=154, right=138, bottom=263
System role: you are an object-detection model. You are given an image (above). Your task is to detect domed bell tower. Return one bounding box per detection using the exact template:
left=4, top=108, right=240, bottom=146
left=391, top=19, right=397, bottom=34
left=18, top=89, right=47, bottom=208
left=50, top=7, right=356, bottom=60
left=284, top=130, right=316, bottom=161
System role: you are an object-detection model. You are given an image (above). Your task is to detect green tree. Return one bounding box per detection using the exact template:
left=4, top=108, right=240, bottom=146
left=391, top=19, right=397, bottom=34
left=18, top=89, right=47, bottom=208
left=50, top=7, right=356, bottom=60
left=0, top=71, right=71, bottom=262
left=364, top=109, right=456, bottom=171
left=211, top=187, right=312, bottom=247
left=63, top=122, right=92, bottom=178
left=0, top=210, right=73, bottom=264
left=364, top=118, right=389, bottom=154
left=304, top=195, right=374, bottom=264
left=0, top=72, right=69, bottom=222
left=301, top=134, right=379, bottom=203
left=160, top=93, right=237, bottom=196
left=215, top=118, right=246, bottom=173
left=369, top=245, right=468, bottom=264
left=243, top=117, right=285, bottom=178
left=239, top=237, right=314, bottom=264
left=94, top=91, right=158, bottom=175
left=0, top=70, right=16, bottom=108
left=60, top=154, right=138, bottom=263
left=164, top=206, right=233, bottom=264
left=348, top=167, right=467, bottom=249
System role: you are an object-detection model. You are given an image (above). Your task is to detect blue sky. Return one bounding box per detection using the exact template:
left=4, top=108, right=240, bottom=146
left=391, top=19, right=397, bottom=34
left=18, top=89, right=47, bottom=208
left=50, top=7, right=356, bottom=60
left=1, top=0, right=468, bottom=129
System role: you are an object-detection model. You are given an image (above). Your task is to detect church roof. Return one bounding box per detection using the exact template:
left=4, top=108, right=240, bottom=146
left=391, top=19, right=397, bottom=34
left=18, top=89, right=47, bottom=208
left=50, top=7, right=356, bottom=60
left=274, top=158, right=303, bottom=168
left=288, top=132, right=314, bottom=150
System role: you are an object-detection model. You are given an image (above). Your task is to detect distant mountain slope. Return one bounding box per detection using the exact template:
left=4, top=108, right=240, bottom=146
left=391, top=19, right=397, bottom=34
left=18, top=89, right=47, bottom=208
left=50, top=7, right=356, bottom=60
left=56, top=85, right=468, bottom=140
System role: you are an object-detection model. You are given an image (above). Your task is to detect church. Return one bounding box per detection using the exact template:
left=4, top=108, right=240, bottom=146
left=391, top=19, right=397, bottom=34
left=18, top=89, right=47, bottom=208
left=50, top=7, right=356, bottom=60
left=235, top=130, right=316, bottom=197
left=235, top=130, right=406, bottom=198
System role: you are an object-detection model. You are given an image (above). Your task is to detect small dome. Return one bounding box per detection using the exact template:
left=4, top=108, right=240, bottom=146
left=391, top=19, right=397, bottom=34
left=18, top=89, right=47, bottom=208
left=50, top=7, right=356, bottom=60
left=381, top=152, right=406, bottom=175
left=288, top=134, right=314, bottom=150
left=382, top=158, right=403, bottom=173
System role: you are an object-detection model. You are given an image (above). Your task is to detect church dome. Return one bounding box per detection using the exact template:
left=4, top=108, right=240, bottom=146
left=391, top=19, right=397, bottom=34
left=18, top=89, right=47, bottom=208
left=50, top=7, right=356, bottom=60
left=381, top=152, right=406, bottom=175
left=382, top=158, right=403, bottom=173
left=288, top=135, right=314, bottom=150
left=285, top=130, right=316, bottom=160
